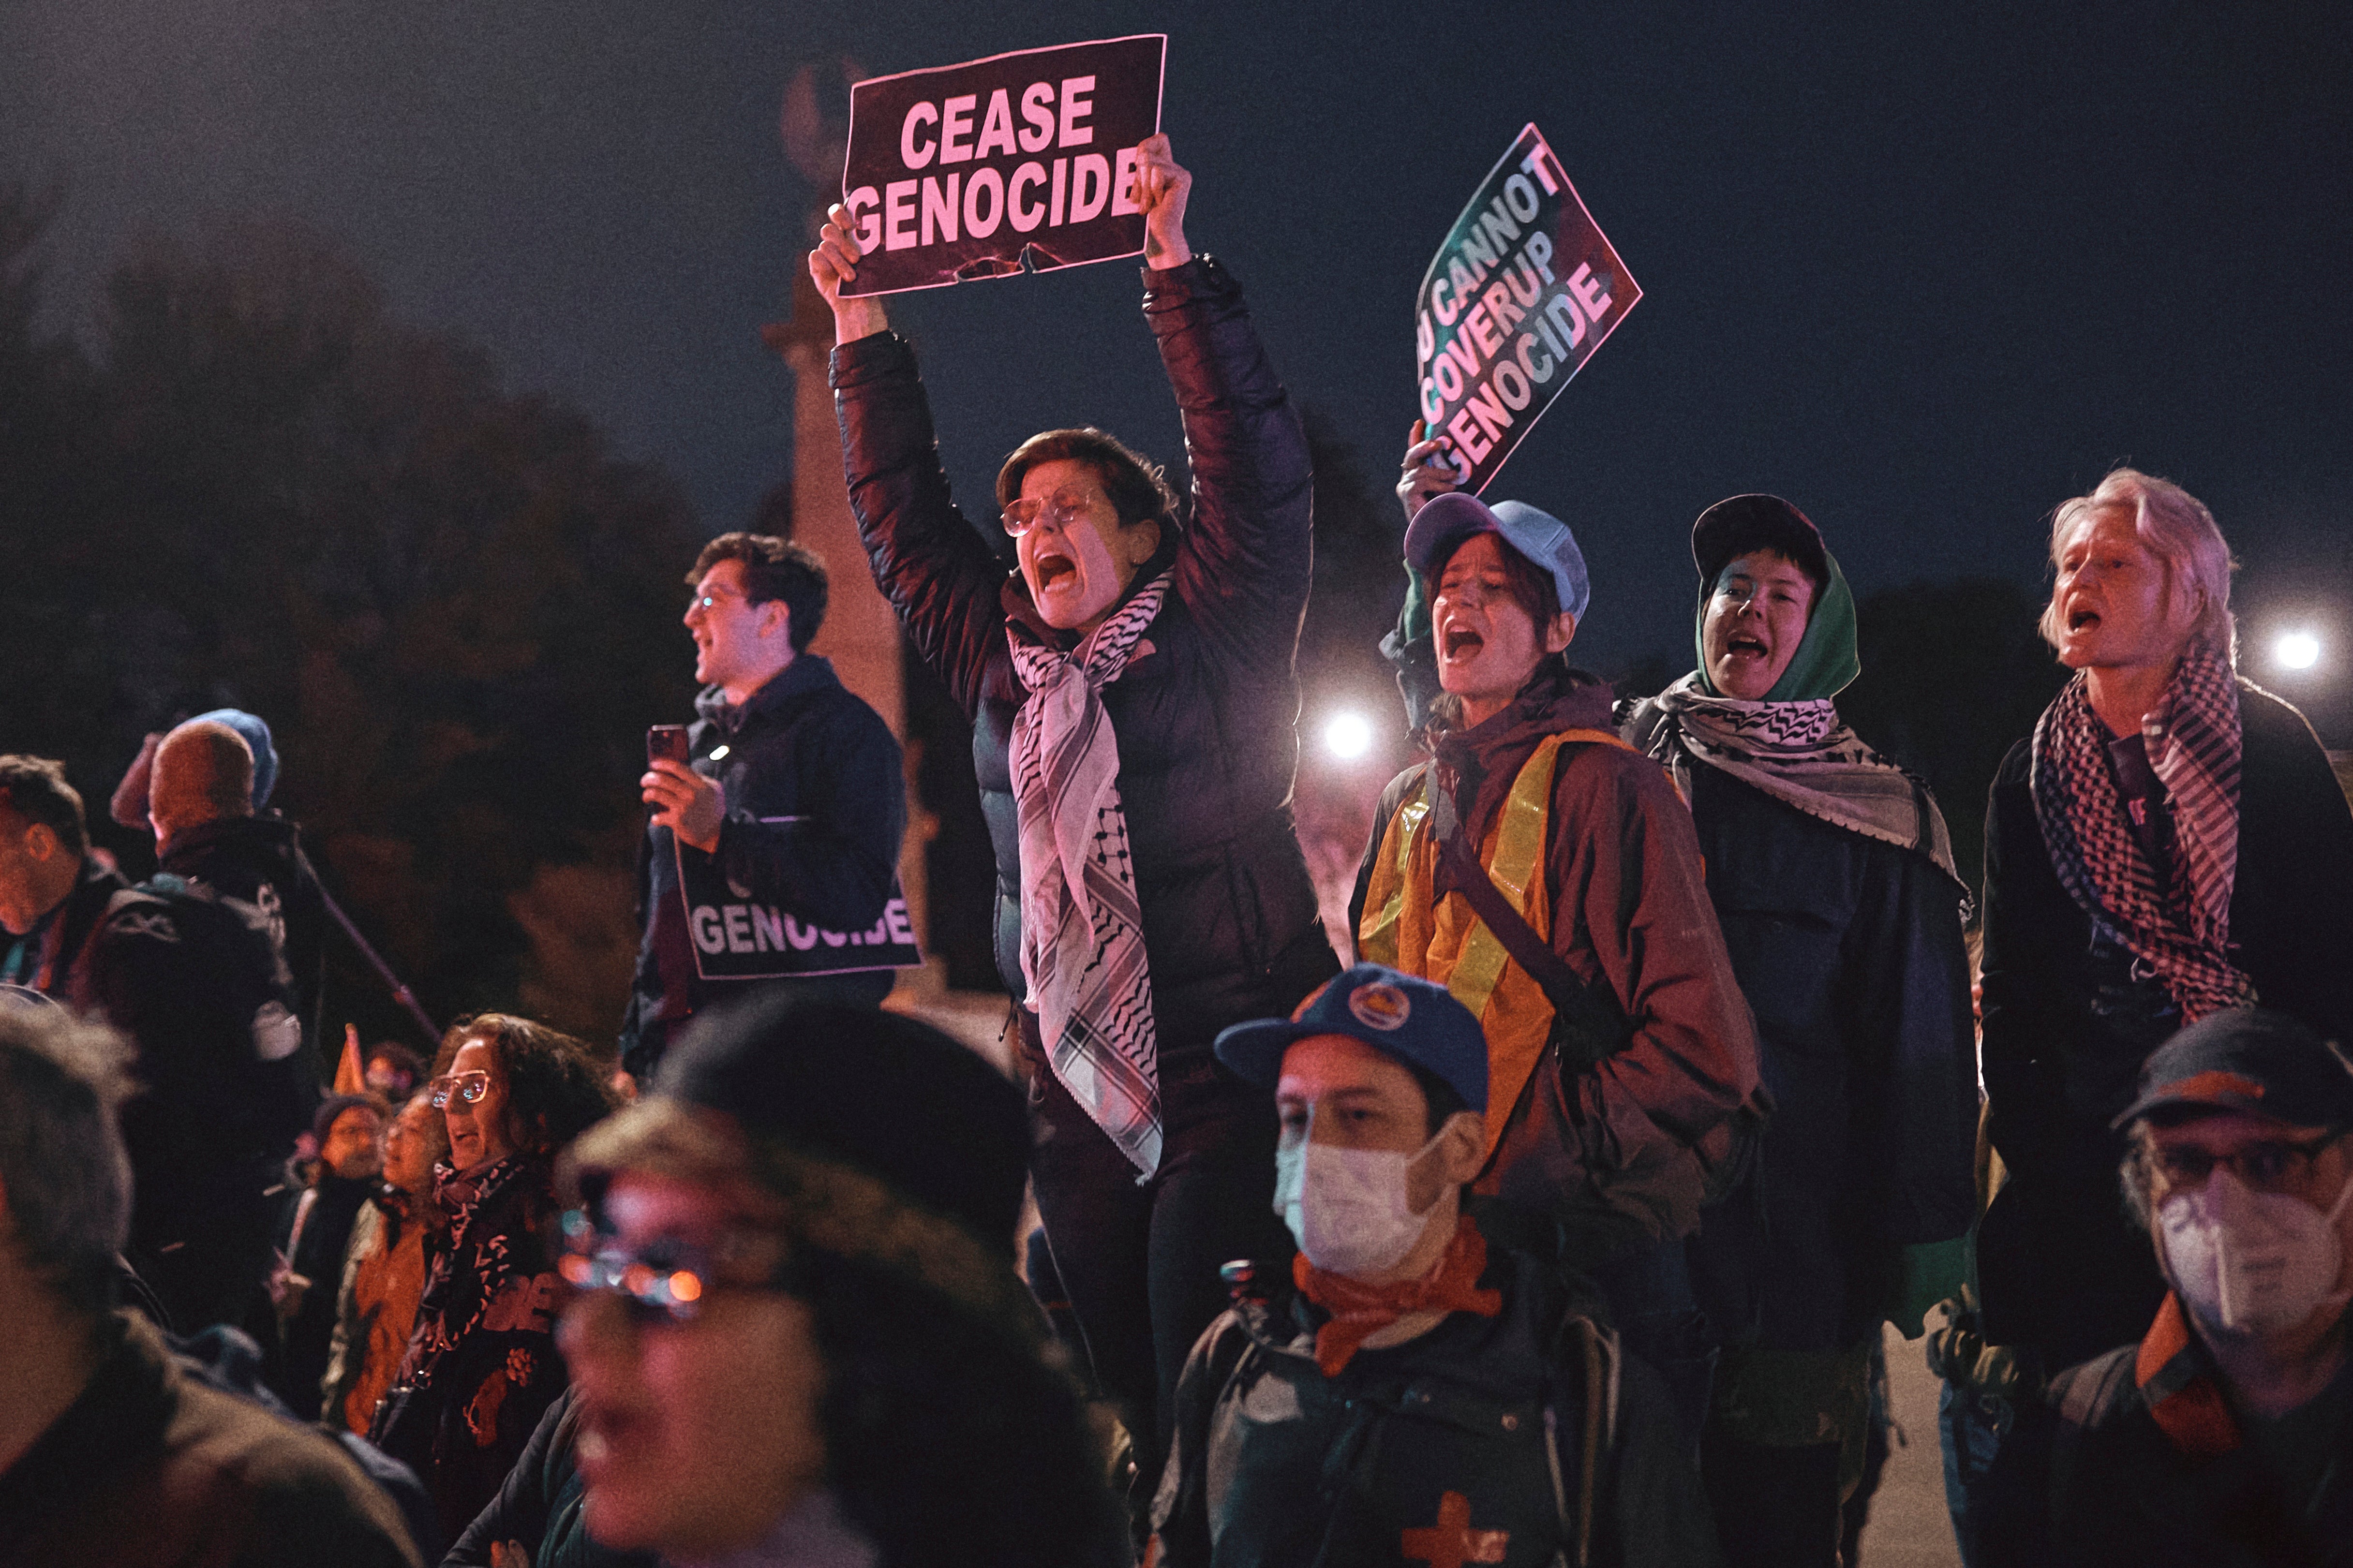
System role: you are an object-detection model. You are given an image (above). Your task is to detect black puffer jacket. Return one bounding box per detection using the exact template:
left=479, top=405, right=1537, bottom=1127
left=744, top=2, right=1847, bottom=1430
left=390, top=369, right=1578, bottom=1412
left=1977, top=680, right=2353, bottom=1368
left=831, top=256, right=1336, bottom=1067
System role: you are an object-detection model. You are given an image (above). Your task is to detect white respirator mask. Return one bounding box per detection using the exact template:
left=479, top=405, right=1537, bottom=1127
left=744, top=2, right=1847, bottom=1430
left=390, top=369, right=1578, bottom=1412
left=2158, top=1166, right=2353, bottom=1337
left=1273, top=1132, right=1446, bottom=1278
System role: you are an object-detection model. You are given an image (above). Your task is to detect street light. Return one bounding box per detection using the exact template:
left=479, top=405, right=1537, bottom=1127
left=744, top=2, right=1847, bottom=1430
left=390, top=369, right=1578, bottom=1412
left=1323, top=711, right=1374, bottom=761
left=2275, top=630, right=2321, bottom=672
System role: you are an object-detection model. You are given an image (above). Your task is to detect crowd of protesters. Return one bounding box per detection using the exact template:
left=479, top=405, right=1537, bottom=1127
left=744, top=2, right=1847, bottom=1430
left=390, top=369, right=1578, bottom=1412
left=0, top=129, right=2348, bottom=1568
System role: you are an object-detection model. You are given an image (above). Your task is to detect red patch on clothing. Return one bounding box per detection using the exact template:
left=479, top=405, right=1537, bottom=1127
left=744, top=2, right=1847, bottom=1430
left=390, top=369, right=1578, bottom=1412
left=1400, top=1491, right=1509, bottom=1567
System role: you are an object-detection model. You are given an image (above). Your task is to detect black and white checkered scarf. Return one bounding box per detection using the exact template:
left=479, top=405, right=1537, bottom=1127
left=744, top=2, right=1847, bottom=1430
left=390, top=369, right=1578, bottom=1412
left=2030, top=640, right=2253, bottom=1019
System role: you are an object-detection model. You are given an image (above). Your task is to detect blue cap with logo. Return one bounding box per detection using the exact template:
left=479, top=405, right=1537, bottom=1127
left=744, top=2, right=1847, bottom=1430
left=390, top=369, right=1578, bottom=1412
left=1403, top=491, right=1590, bottom=623
left=1215, top=961, right=1489, bottom=1113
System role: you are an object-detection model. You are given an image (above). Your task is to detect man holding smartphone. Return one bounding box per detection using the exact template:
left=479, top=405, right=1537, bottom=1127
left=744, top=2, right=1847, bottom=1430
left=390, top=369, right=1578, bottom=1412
left=620, top=533, right=908, bottom=1080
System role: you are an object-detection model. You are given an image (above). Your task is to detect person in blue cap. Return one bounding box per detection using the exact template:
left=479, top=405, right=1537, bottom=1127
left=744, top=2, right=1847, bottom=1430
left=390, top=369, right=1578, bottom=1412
left=1354, top=435, right=1761, bottom=1449
left=1149, top=960, right=1720, bottom=1568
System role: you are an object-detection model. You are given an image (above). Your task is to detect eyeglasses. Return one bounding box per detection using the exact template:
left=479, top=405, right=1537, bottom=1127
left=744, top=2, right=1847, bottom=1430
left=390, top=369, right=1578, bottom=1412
left=556, top=1208, right=790, bottom=1328
left=427, top=1071, right=491, bottom=1110
left=688, top=585, right=748, bottom=615
left=1001, top=484, right=1105, bottom=538
left=2147, top=1134, right=2343, bottom=1194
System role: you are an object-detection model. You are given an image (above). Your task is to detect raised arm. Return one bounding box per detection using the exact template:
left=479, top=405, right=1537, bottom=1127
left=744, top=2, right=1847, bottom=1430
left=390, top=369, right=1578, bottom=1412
left=1133, top=136, right=1315, bottom=673
left=811, top=207, right=1015, bottom=715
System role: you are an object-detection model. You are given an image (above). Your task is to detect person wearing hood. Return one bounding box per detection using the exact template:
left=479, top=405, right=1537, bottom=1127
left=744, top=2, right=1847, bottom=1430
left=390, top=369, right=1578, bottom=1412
left=620, top=531, right=908, bottom=1081
left=1977, top=1008, right=2353, bottom=1564
left=267, top=1091, right=387, bottom=1419
left=122, top=711, right=334, bottom=1068
left=1353, top=438, right=1762, bottom=1448
left=808, top=133, right=1337, bottom=1513
left=1619, top=496, right=1978, bottom=1567
left=1152, top=962, right=1721, bottom=1568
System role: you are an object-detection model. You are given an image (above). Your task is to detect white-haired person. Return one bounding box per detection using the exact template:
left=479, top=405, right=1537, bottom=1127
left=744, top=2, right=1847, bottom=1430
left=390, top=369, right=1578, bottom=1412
left=1973, top=468, right=2353, bottom=1449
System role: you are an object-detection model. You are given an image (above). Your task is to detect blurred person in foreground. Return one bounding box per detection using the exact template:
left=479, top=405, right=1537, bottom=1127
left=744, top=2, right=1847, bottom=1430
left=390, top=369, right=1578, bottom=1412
left=0, top=752, right=310, bottom=1331
left=1976, top=470, right=2353, bottom=1391
left=1979, top=1008, right=2353, bottom=1564
left=620, top=533, right=908, bottom=1082
left=1619, top=494, right=1978, bottom=1563
left=370, top=1015, right=614, bottom=1542
left=1151, top=962, right=1720, bottom=1567
left=266, top=1092, right=387, bottom=1417
left=0, top=995, right=419, bottom=1564
left=548, top=989, right=1124, bottom=1568
left=325, top=1088, right=451, bottom=1435
left=812, top=132, right=1337, bottom=1503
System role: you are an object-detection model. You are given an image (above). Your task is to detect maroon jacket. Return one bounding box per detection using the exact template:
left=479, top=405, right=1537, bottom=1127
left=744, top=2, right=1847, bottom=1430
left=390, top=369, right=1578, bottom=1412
left=1352, top=666, right=1762, bottom=1253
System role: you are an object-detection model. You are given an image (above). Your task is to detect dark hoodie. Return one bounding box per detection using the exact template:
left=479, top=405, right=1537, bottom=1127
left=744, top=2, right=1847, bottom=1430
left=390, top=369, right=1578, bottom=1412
left=1350, top=664, right=1760, bottom=1255
left=160, top=812, right=329, bottom=1065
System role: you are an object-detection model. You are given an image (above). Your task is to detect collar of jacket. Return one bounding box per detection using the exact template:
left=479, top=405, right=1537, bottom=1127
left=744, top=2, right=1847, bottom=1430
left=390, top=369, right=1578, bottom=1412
left=695, top=652, right=846, bottom=737
left=2135, top=1291, right=2242, bottom=1457
left=156, top=812, right=299, bottom=870
left=1426, top=663, right=1617, bottom=776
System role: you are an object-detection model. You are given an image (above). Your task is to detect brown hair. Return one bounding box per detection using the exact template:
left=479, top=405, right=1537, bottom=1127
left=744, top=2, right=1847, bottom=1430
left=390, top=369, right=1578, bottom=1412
left=434, top=1012, right=616, bottom=1158
left=996, top=427, right=1181, bottom=538
left=0, top=756, right=88, bottom=858
left=689, top=533, right=829, bottom=652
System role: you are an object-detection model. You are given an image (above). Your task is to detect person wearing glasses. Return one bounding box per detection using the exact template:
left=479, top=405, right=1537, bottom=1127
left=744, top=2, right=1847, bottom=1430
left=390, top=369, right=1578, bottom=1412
left=620, top=532, right=908, bottom=1083
left=371, top=1013, right=615, bottom=1544
left=1977, top=1007, right=2353, bottom=1562
left=807, top=132, right=1337, bottom=1518
left=548, top=990, right=1123, bottom=1567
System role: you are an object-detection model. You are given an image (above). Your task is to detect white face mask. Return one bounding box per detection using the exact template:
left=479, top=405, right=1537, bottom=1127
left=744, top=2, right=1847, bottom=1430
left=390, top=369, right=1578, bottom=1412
left=2158, top=1166, right=2353, bottom=1337
left=1273, top=1131, right=1445, bottom=1278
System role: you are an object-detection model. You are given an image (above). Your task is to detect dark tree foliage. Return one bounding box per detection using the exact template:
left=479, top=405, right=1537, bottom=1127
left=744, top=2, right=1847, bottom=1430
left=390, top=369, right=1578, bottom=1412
left=1843, top=577, right=2069, bottom=896
left=0, top=202, right=699, bottom=1049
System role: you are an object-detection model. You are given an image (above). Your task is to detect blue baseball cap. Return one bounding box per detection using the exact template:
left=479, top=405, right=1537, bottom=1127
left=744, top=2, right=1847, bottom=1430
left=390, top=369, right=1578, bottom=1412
left=1215, top=962, right=1488, bottom=1113
left=2112, top=1007, right=2353, bottom=1131
left=1403, top=492, right=1590, bottom=623
left=190, top=709, right=277, bottom=808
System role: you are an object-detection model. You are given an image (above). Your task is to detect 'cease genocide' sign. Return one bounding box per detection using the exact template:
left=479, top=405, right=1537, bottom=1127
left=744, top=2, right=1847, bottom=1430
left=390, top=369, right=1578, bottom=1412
left=839, top=35, right=1166, bottom=297
left=674, top=842, right=922, bottom=982
left=1416, top=125, right=1641, bottom=494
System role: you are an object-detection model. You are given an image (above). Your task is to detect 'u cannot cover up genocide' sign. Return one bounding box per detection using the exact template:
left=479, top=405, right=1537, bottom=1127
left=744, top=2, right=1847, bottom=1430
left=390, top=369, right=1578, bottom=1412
left=1416, top=125, right=1641, bottom=495
left=839, top=35, right=1167, bottom=297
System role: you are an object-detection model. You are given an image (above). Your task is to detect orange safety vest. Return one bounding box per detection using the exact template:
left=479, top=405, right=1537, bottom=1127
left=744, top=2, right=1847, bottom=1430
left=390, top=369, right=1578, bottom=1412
left=1357, top=729, right=1634, bottom=1166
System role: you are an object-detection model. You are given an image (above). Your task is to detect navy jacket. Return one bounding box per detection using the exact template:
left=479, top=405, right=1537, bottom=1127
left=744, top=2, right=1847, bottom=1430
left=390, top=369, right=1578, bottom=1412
left=832, top=256, right=1336, bottom=1069
left=1666, top=763, right=1978, bottom=1352
left=619, top=652, right=905, bottom=1076
left=1977, top=681, right=2353, bottom=1369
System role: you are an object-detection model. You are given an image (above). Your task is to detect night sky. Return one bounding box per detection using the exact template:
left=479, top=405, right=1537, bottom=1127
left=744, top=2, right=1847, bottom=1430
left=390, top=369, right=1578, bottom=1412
left=7, top=0, right=2347, bottom=738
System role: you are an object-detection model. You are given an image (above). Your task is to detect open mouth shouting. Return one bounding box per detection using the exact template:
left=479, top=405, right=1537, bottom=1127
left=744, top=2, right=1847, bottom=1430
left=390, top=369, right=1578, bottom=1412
left=1031, top=547, right=1079, bottom=597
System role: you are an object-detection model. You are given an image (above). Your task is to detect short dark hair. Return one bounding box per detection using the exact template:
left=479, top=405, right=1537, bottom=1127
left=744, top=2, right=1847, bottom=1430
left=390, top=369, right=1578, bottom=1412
left=0, top=1005, right=134, bottom=1316
left=689, top=533, right=828, bottom=653
left=996, top=428, right=1182, bottom=538
left=435, top=1013, right=617, bottom=1158
left=0, top=756, right=89, bottom=858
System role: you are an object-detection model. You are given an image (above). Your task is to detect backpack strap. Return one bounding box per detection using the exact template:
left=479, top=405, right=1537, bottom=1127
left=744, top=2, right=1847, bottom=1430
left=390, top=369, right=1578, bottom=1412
left=1426, top=764, right=1632, bottom=1075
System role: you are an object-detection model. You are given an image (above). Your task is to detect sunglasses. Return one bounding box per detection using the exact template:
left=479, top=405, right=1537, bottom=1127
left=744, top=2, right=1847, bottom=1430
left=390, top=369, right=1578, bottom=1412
left=427, top=1071, right=491, bottom=1110
left=2147, top=1133, right=2342, bottom=1195
left=557, top=1208, right=791, bottom=1327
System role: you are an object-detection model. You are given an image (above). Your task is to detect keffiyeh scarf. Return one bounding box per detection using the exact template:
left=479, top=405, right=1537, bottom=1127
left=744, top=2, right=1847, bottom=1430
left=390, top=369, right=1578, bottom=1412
left=1008, top=571, right=1173, bottom=1177
left=2030, top=642, right=2252, bottom=1019
left=1637, top=673, right=1960, bottom=881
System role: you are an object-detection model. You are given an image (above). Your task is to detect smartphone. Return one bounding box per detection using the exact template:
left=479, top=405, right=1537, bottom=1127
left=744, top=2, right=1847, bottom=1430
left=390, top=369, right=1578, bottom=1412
left=646, top=725, right=690, bottom=767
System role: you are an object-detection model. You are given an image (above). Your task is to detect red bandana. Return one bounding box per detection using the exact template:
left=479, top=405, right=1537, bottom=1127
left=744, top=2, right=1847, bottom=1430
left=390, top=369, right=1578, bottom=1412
left=1295, top=1213, right=1504, bottom=1376
left=2136, top=1292, right=2240, bottom=1457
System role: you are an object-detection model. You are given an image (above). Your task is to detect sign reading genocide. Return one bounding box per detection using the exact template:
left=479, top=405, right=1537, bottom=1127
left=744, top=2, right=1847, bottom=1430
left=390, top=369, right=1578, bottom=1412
left=1415, top=125, right=1642, bottom=495
left=674, top=843, right=922, bottom=982
left=839, top=35, right=1167, bottom=297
